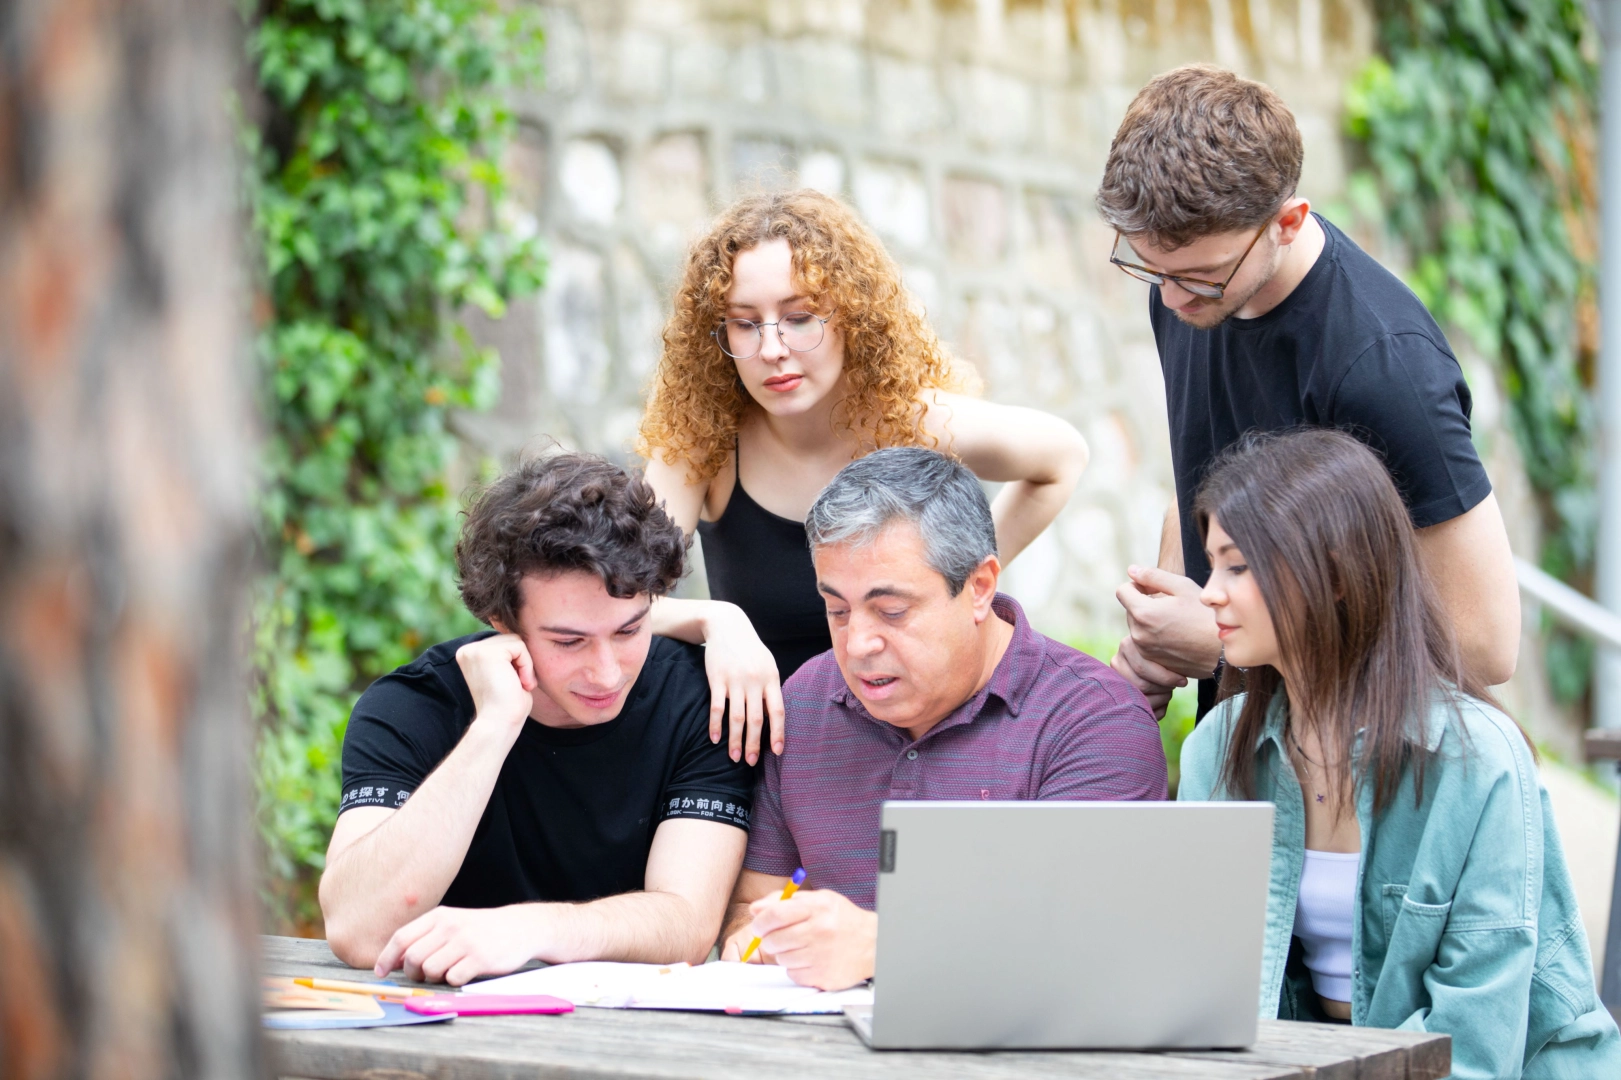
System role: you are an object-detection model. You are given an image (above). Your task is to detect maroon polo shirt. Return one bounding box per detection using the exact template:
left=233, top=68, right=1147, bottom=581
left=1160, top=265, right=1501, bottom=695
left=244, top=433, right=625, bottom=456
left=744, top=594, right=1168, bottom=909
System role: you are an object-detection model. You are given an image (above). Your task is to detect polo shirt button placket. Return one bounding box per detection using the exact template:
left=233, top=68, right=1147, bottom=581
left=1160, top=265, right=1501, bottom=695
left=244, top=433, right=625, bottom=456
left=892, top=744, right=920, bottom=799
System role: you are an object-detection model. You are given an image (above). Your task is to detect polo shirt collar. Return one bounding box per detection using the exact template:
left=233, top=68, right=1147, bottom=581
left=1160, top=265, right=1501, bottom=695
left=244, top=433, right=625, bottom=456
left=827, top=592, right=1039, bottom=721
left=980, top=593, right=1038, bottom=717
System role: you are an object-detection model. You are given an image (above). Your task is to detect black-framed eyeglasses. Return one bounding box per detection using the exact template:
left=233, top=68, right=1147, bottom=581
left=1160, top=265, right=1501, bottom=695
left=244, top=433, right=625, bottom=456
left=1108, top=224, right=1269, bottom=300
left=712, top=312, right=830, bottom=360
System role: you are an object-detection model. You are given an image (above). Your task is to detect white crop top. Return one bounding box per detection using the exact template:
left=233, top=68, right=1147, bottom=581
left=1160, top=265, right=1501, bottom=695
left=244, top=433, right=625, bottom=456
left=1294, top=849, right=1360, bottom=1003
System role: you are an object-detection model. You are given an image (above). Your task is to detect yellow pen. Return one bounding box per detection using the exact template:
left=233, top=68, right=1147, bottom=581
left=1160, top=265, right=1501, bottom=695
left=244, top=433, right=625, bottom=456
left=292, top=976, right=435, bottom=999
left=739, top=867, right=807, bottom=963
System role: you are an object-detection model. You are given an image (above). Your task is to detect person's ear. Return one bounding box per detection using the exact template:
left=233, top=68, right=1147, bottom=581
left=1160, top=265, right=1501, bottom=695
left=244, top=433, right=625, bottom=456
left=1275, top=198, right=1312, bottom=246
left=491, top=617, right=512, bottom=635
left=967, top=555, right=1001, bottom=623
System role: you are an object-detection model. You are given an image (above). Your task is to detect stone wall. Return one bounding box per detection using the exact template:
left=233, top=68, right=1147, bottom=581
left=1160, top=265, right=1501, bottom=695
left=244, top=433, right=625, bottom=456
left=471, top=0, right=1375, bottom=633
left=463, top=0, right=1576, bottom=751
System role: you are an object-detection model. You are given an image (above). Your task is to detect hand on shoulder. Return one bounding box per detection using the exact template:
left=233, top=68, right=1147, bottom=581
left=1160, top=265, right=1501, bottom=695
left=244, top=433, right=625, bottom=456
left=697, top=602, right=785, bottom=764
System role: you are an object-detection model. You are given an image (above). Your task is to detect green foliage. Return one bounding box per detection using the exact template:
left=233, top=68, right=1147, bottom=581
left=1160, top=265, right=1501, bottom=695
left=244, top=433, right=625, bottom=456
left=244, top=0, right=544, bottom=930
left=1159, top=683, right=1199, bottom=798
left=1070, top=639, right=1198, bottom=796
left=1345, top=0, right=1597, bottom=698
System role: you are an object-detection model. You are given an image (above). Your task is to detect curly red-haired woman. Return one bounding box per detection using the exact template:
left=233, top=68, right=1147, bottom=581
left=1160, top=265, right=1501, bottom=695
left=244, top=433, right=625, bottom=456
left=639, top=189, right=1090, bottom=765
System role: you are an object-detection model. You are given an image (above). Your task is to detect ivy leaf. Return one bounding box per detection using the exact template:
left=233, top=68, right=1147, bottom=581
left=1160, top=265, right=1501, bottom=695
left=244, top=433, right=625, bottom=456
left=243, top=0, right=545, bottom=930
left=1351, top=0, right=1597, bottom=700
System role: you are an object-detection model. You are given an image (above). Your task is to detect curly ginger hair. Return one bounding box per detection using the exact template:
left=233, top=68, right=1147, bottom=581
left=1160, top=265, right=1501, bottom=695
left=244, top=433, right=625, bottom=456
left=636, top=189, right=974, bottom=481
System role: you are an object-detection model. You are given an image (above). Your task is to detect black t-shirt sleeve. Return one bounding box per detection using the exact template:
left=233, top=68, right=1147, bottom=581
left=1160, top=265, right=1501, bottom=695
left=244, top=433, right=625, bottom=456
left=1329, top=333, right=1493, bottom=528
left=339, top=664, right=464, bottom=815
left=656, top=716, right=755, bottom=832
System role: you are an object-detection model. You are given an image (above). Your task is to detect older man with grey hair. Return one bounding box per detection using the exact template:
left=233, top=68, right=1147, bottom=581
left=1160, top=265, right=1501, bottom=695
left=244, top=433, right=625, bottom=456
left=719, top=448, right=1167, bottom=990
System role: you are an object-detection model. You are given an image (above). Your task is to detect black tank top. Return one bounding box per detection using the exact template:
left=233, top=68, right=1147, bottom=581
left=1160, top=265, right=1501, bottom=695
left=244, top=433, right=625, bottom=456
left=695, top=448, right=832, bottom=680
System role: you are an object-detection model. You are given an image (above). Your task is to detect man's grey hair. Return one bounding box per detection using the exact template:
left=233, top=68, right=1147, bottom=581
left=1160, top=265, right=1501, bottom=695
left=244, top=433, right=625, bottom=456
left=805, top=448, right=998, bottom=596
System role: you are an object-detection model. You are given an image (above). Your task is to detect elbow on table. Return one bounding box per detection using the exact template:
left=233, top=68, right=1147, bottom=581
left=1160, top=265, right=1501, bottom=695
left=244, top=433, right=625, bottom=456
left=318, top=879, right=385, bottom=970
left=674, top=898, right=728, bottom=966
left=323, top=916, right=385, bottom=971
left=677, top=916, right=722, bottom=966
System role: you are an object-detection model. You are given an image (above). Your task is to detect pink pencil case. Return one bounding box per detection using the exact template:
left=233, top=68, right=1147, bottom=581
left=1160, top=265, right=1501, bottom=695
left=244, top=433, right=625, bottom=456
left=404, top=994, right=574, bottom=1016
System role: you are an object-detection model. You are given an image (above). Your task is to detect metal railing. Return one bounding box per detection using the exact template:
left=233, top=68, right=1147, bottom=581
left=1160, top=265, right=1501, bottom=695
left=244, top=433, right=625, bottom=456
left=1516, top=558, right=1621, bottom=652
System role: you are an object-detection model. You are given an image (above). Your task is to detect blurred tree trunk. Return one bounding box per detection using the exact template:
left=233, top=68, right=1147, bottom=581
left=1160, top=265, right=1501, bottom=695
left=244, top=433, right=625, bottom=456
left=0, top=0, right=262, bottom=1077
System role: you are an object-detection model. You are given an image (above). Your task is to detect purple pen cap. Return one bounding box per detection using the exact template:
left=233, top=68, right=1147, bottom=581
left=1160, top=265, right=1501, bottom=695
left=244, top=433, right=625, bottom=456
left=791, top=868, right=807, bottom=886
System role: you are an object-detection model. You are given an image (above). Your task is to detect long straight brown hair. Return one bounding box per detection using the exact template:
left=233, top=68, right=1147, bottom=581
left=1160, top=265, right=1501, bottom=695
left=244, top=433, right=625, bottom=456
left=1193, top=429, right=1494, bottom=815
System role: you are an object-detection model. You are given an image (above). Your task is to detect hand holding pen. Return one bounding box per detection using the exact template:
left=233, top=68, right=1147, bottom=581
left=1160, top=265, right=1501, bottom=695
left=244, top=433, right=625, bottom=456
left=739, top=868, right=806, bottom=963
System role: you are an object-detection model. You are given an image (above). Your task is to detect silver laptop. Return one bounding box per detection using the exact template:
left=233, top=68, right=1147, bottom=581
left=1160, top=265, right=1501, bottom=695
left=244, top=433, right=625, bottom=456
left=844, top=800, right=1273, bottom=1050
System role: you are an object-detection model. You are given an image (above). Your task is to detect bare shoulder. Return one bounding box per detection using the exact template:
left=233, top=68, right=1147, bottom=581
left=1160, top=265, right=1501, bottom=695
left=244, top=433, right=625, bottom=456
left=643, top=450, right=728, bottom=531
left=642, top=450, right=711, bottom=494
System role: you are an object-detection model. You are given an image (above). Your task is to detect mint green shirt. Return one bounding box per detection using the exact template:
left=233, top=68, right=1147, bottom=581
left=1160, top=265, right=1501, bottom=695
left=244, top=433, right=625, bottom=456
left=1179, top=689, right=1621, bottom=1079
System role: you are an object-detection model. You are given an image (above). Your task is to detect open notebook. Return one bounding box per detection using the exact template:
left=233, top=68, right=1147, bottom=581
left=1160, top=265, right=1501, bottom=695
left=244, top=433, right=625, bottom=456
left=462, top=961, right=872, bottom=1015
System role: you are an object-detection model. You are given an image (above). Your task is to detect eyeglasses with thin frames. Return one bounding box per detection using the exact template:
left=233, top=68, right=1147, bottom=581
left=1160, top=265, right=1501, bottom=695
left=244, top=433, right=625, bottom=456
left=1108, top=224, right=1269, bottom=300
left=712, top=311, right=830, bottom=360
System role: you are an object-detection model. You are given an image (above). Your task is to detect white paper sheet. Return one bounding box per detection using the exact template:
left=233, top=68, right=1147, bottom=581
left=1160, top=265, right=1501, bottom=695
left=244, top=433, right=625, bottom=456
left=461, top=960, right=873, bottom=1014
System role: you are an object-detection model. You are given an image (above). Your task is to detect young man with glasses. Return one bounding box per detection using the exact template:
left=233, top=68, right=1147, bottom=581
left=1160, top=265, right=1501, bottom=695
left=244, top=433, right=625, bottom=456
left=1096, top=65, right=1519, bottom=719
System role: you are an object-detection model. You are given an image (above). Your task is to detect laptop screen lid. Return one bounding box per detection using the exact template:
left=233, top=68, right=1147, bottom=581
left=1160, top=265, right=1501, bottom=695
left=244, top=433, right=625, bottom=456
left=867, top=800, right=1273, bottom=1050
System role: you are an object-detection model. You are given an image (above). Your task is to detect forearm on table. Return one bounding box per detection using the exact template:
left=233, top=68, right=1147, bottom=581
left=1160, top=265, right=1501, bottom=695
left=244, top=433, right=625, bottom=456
left=320, top=723, right=512, bottom=963
left=536, top=888, right=720, bottom=966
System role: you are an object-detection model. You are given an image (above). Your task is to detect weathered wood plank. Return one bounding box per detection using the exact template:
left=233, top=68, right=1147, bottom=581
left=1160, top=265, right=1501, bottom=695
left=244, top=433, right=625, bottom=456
left=262, top=936, right=1447, bottom=1080
left=1175, top=1021, right=1450, bottom=1080
left=269, top=1019, right=1298, bottom=1080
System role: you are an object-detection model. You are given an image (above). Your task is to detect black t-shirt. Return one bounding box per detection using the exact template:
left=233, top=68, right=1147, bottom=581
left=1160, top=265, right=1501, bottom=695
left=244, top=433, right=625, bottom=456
left=1150, top=215, right=1491, bottom=711
left=339, top=633, right=754, bottom=909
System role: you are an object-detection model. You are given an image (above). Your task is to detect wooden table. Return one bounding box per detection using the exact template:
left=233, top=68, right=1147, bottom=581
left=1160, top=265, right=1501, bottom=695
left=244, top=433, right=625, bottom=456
left=263, top=936, right=1449, bottom=1079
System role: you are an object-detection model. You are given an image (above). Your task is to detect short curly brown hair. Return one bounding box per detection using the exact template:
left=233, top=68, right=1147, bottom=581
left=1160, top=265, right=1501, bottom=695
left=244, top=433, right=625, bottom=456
left=636, top=189, right=975, bottom=483
left=1096, top=65, right=1302, bottom=250
left=455, top=454, right=687, bottom=630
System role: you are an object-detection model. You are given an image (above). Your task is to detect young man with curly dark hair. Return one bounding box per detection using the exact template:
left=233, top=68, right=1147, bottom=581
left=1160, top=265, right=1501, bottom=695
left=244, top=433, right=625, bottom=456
left=317, top=453, right=755, bottom=984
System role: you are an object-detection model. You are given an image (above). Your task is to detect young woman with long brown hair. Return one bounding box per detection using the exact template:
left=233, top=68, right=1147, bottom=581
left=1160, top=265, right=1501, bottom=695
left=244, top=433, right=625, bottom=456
left=1178, top=429, right=1619, bottom=1077
left=639, top=190, right=1089, bottom=764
